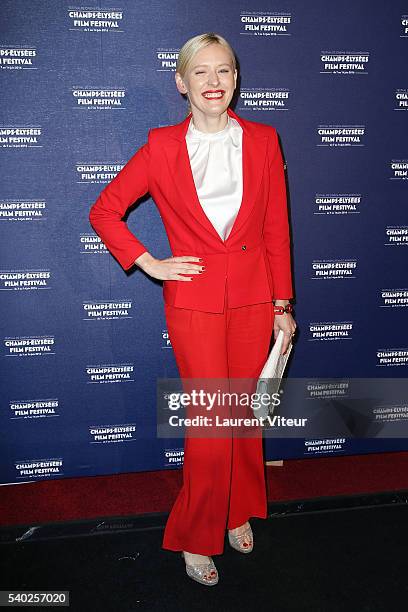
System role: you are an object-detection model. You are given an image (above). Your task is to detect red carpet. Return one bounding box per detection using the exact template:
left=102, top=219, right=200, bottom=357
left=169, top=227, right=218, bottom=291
left=1, top=451, right=407, bottom=527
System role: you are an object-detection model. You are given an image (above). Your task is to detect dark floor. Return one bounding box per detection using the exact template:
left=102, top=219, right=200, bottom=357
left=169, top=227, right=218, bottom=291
left=1, top=502, right=407, bottom=611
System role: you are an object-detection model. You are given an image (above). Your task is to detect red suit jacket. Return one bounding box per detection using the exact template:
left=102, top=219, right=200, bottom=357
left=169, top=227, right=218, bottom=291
left=89, top=106, right=293, bottom=313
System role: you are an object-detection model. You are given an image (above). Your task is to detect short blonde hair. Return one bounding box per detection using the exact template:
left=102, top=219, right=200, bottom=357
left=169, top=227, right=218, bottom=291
left=176, top=32, right=237, bottom=115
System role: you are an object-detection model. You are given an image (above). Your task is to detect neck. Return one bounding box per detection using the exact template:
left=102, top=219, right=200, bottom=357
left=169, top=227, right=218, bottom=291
left=190, top=109, right=229, bottom=134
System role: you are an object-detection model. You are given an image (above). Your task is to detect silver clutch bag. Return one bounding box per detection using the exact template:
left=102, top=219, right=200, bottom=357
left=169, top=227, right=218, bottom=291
left=253, top=329, right=293, bottom=421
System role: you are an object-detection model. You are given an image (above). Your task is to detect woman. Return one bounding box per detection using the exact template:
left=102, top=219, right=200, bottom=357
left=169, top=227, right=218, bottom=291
left=89, top=32, right=296, bottom=586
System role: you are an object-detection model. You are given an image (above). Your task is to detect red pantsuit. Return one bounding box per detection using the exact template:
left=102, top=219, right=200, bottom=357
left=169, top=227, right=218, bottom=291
left=162, top=290, right=274, bottom=555
left=88, top=106, right=294, bottom=556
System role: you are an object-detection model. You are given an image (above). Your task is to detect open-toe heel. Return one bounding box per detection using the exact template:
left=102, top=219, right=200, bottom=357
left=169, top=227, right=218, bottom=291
left=181, top=551, right=219, bottom=586
left=228, top=523, right=253, bottom=553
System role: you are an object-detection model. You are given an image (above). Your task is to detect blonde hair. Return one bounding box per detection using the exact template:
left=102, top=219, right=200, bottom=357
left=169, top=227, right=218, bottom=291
left=176, top=32, right=237, bottom=115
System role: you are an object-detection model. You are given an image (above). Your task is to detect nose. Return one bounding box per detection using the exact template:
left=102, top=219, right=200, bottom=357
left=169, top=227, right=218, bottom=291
left=207, top=69, right=220, bottom=87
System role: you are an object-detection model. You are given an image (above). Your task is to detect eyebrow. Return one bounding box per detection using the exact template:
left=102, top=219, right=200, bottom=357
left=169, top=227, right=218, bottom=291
left=192, top=63, right=232, bottom=69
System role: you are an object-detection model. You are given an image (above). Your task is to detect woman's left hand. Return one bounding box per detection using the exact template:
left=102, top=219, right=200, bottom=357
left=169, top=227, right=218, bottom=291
left=273, top=312, right=297, bottom=355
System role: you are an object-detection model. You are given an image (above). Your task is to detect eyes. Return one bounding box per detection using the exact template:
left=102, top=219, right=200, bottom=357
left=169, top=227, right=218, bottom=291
left=194, top=68, right=231, bottom=75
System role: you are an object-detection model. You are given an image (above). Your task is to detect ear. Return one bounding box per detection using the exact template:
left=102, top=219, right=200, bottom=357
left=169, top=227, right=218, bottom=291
left=175, top=72, right=188, bottom=95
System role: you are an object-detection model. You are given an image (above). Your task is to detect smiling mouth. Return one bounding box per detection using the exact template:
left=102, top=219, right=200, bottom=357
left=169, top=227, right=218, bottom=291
left=202, top=90, right=225, bottom=99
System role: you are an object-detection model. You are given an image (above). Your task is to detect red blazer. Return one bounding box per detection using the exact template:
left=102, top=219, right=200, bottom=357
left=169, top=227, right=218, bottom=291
left=89, top=106, right=293, bottom=313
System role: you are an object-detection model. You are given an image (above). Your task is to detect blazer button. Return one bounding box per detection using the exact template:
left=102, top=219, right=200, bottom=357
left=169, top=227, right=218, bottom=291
left=241, top=245, right=247, bottom=251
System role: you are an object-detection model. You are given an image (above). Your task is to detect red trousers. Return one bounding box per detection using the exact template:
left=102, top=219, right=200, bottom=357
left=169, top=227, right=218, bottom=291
left=161, top=291, right=274, bottom=556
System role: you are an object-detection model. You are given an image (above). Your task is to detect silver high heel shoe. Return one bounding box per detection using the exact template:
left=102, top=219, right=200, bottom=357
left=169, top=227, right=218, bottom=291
left=228, top=522, right=253, bottom=553
left=181, top=551, right=219, bottom=586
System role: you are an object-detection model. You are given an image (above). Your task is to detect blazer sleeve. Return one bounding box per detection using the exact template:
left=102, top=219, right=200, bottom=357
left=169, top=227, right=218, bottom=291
left=263, top=128, right=294, bottom=299
left=88, top=131, right=151, bottom=271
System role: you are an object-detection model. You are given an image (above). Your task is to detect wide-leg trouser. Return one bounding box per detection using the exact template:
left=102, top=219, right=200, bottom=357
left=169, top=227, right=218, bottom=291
left=161, top=292, right=274, bottom=556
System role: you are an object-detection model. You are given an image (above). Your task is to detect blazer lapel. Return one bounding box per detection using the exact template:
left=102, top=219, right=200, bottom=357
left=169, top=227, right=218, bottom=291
left=163, top=106, right=268, bottom=244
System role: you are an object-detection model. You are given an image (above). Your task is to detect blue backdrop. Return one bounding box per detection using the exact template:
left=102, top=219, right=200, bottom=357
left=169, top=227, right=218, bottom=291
left=1, top=0, right=407, bottom=485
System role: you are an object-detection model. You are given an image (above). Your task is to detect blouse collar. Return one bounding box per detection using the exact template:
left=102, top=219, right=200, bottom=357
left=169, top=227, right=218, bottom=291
left=186, top=115, right=242, bottom=147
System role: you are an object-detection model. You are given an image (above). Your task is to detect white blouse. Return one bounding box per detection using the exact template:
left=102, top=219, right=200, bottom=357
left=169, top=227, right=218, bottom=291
left=185, top=115, right=243, bottom=241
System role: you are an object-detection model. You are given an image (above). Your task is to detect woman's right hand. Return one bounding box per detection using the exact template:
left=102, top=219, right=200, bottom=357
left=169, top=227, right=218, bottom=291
left=135, top=252, right=204, bottom=281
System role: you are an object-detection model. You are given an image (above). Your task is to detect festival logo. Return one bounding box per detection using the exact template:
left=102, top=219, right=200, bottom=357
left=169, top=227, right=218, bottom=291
left=238, top=88, right=290, bottom=111
left=317, top=125, right=366, bottom=147
left=75, top=163, right=124, bottom=184
left=89, top=424, right=137, bottom=444
left=239, top=11, right=292, bottom=36
left=0, top=269, right=51, bottom=291
left=156, top=48, right=179, bottom=72
left=67, top=8, right=124, bottom=32
left=9, top=398, right=60, bottom=420
left=0, top=46, right=37, bottom=70
left=0, top=126, right=42, bottom=148
left=394, top=89, right=408, bottom=110
left=314, top=193, right=362, bottom=215
left=80, top=233, right=108, bottom=254
left=0, top=200, right=47, bottom=221
left=82, top=300, right=132, bottom=321
left=320, top=51, right=369, bottom=74
left=71, top=88, right=127, bottom=110
left=377, top=348, right=408, bottom=367
left=373, top=404, right=408, bottom=423
left=85, top=363, right=135, bottom=384
left=311, top=259, right=357, bottom=280
left=4, top=335, right=55, bottom=357
left=308, top=321, right=353, bottom=341
left=14, top=458, right=63, bottom=479
left=163, top=448, right=184, bottom=467
left=390, top=160, right=408, bottom=180
left=385, top=226, right=408, bottom=246
left=304, top=438, right=346, bottom=455
left=379, top=288, right=408, bottom=308
left=306, top=381, right=349, bottom=399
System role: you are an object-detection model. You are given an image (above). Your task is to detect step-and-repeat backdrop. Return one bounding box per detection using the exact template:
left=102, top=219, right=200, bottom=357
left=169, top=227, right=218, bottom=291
left=1, top=1, right=407, bottom=485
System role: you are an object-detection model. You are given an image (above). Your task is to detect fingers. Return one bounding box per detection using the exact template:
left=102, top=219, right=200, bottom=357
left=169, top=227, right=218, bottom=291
left=174, top=265, right=204, bottom=274
left=170, top=256, right=203, bottom=268
left=280, top=334, right=292, bottom=355
left=273, top=320, right=297, bottom=355
left=171, top=274, right=193, bottom=281
left=281, top=338, right=291, bottom=355
left=166, top=256, right=205, bottom=274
